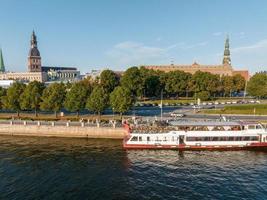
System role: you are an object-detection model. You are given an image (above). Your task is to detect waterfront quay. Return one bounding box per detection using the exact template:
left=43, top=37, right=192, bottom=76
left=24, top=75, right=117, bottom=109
left=0, top=120, right=126, bottom=139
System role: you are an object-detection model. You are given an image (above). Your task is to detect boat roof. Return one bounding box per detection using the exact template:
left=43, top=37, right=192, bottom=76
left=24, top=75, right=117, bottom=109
left=169, top=121, right=248, bottom=126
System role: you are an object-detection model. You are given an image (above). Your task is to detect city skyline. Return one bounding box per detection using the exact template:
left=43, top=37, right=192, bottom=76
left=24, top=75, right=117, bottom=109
left=0, top=0, right=267, bottom=73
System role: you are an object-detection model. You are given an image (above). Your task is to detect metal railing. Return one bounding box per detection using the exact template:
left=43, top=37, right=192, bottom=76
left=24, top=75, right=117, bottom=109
left=0, top=120, right=122, bottom=128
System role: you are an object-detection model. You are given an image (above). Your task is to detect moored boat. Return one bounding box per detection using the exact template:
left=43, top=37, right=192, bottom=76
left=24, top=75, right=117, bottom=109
left=123, top=121, right=267, bottom=150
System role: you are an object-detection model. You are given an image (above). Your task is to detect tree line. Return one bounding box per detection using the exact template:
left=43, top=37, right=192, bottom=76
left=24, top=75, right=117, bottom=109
left=0, top=66, right=263, bottom=117
left=120, top=66, right=246, bottom=100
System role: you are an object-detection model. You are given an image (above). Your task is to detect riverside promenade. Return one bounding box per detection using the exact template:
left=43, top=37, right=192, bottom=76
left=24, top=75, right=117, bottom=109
left=0, top=120, right=126, bottom=139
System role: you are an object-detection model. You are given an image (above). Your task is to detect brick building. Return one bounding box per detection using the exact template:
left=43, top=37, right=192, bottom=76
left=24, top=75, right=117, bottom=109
left=144, top=37, right=249, bottom=80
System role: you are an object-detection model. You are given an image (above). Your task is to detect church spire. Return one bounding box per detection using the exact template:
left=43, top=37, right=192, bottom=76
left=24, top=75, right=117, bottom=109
left=28, top=31, right=42, bottom=72
left=222, top=35, right=231, bottom=65
left=31, top=30, right=37, bottom=48
left=0, top=48, right=5, bottom=73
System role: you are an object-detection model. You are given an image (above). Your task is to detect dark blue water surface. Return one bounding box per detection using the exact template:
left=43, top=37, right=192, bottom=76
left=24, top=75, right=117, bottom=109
left=0, top=136, right=267, bottom=200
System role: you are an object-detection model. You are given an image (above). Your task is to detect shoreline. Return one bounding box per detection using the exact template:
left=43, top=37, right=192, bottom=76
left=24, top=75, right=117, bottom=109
left=0, top=121, right=126, bottom=139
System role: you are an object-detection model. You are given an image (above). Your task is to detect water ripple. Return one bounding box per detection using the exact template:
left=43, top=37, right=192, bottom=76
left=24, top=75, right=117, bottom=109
left=0, top=136, right=267, bottom=200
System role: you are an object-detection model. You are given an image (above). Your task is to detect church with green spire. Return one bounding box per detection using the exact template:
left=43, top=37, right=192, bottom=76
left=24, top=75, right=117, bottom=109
left=0, top=48, right=5, bottom=73
left=223, top=35, right=231, bottom=65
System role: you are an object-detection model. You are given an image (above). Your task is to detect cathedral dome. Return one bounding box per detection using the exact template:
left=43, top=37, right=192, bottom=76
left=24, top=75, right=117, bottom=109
left=29, top=47, right=40, bottom=57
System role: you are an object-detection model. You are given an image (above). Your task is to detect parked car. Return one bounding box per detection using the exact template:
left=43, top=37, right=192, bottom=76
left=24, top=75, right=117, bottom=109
left=192, top=105, right=202, bottom=109
left=170, top=113, right=185, bottom=117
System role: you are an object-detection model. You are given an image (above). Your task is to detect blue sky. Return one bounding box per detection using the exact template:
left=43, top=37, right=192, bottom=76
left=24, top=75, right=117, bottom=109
left=0, top=0, right=267, bottom=74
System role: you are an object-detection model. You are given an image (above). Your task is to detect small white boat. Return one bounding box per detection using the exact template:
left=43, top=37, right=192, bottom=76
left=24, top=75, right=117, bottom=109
left=123, top=121, right=267, bottom=150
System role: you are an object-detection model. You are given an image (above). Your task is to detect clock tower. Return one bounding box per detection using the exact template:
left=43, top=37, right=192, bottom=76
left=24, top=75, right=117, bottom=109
left=28, top=31, right=42, bottom=72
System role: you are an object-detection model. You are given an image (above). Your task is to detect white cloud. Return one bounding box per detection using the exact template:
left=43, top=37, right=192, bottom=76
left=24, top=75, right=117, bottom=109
left=230, top=39, right=267, bottom=73
left=231, top=39, right=267, bottom=53
left=213, top=32, right=223, bottom=36
left=106, top=41, right=167, bottom=66
left=181, top=41, right=208, bottom=49
left=106, top=40, right=209, bottom=67
left=233, top=32, right=246, bottom=39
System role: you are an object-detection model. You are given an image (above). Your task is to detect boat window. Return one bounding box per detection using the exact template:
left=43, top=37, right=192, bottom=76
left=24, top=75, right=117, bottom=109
left=229, top=137, right=235, bottom=141
left=250, top=136, right=259, bottom=141
left=172, top=136, right=174, bottom=142
left=248, top=125, right=255, bottom=130
left=184, top=136, right=259, bottom=142
left=186, top=137, right=194, bottom=141
left=147, top=136, right=150, bottom=141
left=138, top=136, right=142, bottom=141
left=231, top=126, right=241, bottom=131
left=131, top=136, right=138, bottom=141
left=256, top=125, right=262, bottom=129
left=235, top=137, right=242, bottom=141
left=215, top=126, right=225, bottom=131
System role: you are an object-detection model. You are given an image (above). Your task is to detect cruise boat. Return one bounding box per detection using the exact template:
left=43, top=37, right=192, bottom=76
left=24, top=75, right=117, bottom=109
left=123, top=121, right=267, bottom=150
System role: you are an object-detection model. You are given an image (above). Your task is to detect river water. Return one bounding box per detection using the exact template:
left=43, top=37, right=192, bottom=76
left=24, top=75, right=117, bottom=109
left=0, top=136, right=267, bottom=200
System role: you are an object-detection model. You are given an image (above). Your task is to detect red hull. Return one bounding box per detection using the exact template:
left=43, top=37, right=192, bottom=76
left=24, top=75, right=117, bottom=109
left=123, top=142, right=267, bottom=151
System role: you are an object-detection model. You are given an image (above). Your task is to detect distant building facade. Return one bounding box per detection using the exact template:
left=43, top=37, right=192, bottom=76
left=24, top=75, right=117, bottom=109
left=84, top=69, right=123, bottom=81
left=0, top=80, right=14, bottom=88
left=0, top=31, right=80, bottom=83
left=44, top=67, right=80, bottom=82
left=84, top=70, right=102, bottom=80
left=0, top=71, right=47, bottom=82
left=144, top=37, right=249, bottom=80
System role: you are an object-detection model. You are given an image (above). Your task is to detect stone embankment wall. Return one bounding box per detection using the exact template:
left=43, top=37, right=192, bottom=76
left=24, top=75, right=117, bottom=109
left=0, top=121, right=126, bottom=139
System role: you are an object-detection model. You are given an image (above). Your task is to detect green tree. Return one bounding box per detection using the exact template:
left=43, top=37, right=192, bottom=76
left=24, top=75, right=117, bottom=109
left=163, top=70, right=192, bottom=97
left=20, top=81, right=45, bottom=116
left=247, top=73, right=267, bottom=98
left=2, top=82, right=25, bottom=116
left=120, top=66, right=143, bottom=97
left=40, top=83, right=66, bottom=117
left=100, top=69, right=119, bottom=93
left=196, top=91, right=211, bottom=101
left=232, top=74, right=245, bottom=93
left=79, top=76, right=96, bottom=94
left=190, top=71, right=220, bottom=97
left=0, top=87, right=7, bottom=109
left=86, top=86, right=108, bottom=117
left=144, top=75, right=161, bottom=97
left=221, top=76, right=234, bottom=97
left=110, top=86, right=133, bottom=118
left=139, top=67, right=162, bottom=98
left=64, top=82, right=89, bottom=116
